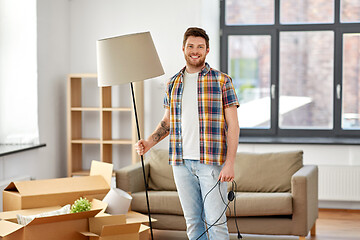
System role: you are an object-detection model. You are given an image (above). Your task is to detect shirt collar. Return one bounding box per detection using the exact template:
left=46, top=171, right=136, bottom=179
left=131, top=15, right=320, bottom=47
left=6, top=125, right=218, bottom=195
left=180, top=62, right=210, bottom=76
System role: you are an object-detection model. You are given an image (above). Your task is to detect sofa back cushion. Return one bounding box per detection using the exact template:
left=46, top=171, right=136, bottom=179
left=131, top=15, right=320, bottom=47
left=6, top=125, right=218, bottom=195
left=233, top=151, right=303, bottom=192
left=146, top=149, right=303, bottom=193
left=148, top=148, right=177, bottom=191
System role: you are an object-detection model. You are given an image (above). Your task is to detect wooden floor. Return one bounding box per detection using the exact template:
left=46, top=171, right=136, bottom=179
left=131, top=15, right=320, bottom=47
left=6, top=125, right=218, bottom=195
left=152, top=209, right=360, bottom=240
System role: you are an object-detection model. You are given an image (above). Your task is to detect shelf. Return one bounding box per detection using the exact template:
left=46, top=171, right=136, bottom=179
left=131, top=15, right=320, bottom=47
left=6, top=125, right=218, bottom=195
left=71, top=139, right=101, bottom=144
left=71, top=107, right=101, bottom=111
left=103, top=139, right=133, bottom=144
left=71, top=107, right=132, bottom=112
left=71, top=170, right=115, bottom=177
left=102, top=107, right=132, bottom=112
left=71, top=170, right=91, bottom=176
left=71, top=139, right=132, bottom=144
left=67, top=74, right=144, bottom=177
left=68, top=73, right=98, bottom=78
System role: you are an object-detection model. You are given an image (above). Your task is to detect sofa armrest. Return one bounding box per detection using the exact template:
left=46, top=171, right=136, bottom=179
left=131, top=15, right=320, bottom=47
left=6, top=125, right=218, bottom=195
left=291, top=164, right=318, bottom=236
left=115, top=160, right=150, bottom=193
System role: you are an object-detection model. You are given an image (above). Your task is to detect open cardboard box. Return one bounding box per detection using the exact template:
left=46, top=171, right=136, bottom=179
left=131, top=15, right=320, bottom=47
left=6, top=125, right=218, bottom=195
left=1, top=161, right=153, bottom=239
left=3, top=161, right=113, bottom=211
left=80, top=214, right=150, bottom=240
left=0, top=199, right=152, bottom=240
left=0, top=199, right=106, bottom=240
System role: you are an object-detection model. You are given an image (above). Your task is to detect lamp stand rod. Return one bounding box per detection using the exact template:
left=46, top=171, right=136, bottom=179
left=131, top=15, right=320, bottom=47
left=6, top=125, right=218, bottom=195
left=130, top=82, right=154, bottom=240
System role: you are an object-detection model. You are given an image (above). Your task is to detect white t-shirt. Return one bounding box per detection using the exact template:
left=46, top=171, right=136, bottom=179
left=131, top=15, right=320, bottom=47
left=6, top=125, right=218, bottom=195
left=181, top=70, right=200, bottom=160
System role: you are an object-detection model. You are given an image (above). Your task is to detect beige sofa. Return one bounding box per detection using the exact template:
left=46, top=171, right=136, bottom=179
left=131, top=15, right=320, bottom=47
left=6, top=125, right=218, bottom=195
left=116, top=149, right=318, bottom=240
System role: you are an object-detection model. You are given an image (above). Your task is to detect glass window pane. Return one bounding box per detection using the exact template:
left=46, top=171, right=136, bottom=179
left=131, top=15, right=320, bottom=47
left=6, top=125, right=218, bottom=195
left=280, top=0, right=334, bottom=24
left=341, top=0, right=360, bottom=23
left=226, top=0, right=274, bottom=25
left=342, top=33, right=360, bottom=129
left=279, top=31, right=334, bottom=129
left=228, top=35, right=271, bottom=128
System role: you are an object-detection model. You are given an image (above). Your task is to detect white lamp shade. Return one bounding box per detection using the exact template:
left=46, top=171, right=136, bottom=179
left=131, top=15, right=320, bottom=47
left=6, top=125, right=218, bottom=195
left=97, top=32, right=164, bottom=86
left=102, top=188, right=133, bottom=215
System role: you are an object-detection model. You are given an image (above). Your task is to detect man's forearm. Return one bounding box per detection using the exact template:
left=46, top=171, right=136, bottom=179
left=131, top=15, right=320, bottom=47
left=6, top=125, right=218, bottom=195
left=226, top=124, right=239, bottom=164
left=224, top=106, right=240, bottom=164
left=150, top=120, right=170, bottom=143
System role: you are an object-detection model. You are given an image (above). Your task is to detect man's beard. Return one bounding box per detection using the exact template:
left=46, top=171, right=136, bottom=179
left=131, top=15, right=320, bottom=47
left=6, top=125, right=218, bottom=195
left=185, top=54, right=206, bottom=68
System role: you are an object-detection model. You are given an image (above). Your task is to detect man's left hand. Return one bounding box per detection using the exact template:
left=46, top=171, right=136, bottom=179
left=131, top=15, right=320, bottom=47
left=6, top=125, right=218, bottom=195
left=218, top=162, right=235, bottom=182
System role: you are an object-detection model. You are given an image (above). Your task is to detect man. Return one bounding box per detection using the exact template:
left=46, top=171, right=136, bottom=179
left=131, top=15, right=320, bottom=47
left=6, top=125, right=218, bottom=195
left=135, top=27, right=240, bottom=240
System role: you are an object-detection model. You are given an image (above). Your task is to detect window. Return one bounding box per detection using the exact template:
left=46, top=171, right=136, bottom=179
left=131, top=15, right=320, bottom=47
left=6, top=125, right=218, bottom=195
left=279, top=31, right=334, bottom=130
left=0, top=0, right=39, bottom=144
left=221, top=0, right=360, bottom=138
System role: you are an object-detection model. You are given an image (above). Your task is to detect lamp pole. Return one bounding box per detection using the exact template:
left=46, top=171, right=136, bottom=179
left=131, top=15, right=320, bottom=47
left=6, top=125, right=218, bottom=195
left=130, top=82, right=154, bottom=240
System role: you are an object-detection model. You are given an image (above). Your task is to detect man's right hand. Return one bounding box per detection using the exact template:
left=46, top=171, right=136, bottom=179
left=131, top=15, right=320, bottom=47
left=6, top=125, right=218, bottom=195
left=135, top=109, right=170, bottom=156
left=135, top=139, right=151, bottom=156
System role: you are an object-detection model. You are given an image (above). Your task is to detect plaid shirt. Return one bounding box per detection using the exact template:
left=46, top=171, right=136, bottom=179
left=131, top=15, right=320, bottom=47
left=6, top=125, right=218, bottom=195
left=164, top=63, right=239, bottom=166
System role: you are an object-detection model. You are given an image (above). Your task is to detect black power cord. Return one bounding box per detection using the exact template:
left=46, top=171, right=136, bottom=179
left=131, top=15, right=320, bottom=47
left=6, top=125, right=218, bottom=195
left=196, top=180, right=242, bottom=240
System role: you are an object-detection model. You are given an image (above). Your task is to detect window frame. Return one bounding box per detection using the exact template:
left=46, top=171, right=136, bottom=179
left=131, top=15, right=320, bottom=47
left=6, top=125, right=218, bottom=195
left=220, top=0, right=360, bottom=138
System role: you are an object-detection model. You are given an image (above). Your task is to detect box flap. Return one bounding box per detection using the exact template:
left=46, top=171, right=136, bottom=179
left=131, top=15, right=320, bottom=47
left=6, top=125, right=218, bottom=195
left=89, top=215, right=126, bottom=235
left=27, top=209, right=101, bottom=226
left=95, top=212, right=111, bottom=217
left=139, top=224, right=150, bottom=232
left=101, top=222, right=141, bottom=236
left=90, top=160, right=113, bottom=186
left=91, top=199, right=108, bottom=214
left=0, top=220, right=23, bottom=237
left=4, top=176, right=109, bottom=196
left=0, top=206, right=62, bottom=222
left=79, top=231, right=99, bottom=237
left=126, top=211, right=156, bottom=224
left=139, top=224, right=150, bottom=240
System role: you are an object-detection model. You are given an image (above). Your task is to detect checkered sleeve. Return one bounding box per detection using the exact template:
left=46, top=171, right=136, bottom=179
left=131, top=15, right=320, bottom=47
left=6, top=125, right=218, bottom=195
left=163, top=80, right=170, bottom=109
left=222, top=76, right=239, bottom=108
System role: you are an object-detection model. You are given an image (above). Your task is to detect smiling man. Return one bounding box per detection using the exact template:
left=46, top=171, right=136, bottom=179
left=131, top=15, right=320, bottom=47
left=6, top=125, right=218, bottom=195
left=135, top=27, right=240, bottom=240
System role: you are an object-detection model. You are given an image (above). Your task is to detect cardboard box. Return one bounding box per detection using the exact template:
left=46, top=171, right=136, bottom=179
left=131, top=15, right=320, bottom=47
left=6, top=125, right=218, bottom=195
left=0, top=199, right=107, bottom=240
left=0, top=204, right=151, bottom=240
left=80, top=214, right=150, bottom=240
left=3, top=161, right=113, bottom=211
left=0, top=208, right=102, bottom=240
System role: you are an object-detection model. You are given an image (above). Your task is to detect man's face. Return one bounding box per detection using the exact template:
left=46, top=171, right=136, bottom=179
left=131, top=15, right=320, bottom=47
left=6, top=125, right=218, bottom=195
left=183, top=36, right=209, bottom=69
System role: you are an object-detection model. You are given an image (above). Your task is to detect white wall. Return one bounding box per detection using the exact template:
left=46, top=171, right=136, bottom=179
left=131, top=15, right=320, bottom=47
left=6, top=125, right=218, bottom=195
left=36, top=0, right=70, bottom=178
left=0, top=0, right=70, bottom=182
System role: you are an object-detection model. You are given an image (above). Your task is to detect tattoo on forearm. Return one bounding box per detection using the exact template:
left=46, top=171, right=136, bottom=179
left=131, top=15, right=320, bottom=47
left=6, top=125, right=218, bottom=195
left=152, top=121, right=170, bottom=142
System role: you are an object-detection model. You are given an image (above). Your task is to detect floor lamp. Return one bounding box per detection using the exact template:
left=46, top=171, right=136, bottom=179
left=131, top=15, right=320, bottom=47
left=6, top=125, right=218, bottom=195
left=96, top=32, right=164, bottom=240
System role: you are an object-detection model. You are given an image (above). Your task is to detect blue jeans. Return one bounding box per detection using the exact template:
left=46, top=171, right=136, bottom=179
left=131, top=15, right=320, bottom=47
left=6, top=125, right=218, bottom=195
left=172, top=159, right=230, bottom=240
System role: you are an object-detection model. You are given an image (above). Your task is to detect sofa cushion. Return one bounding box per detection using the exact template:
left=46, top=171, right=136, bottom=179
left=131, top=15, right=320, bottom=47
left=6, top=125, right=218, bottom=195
left=232, top=151, right=303, bottom=192
left=130, top=191, right=292, bottom=217
left=131, top=191, right=183, bottom=215
left=148, top=149, right=177, bottom=191
left=229, top=192, right=293, bottom=216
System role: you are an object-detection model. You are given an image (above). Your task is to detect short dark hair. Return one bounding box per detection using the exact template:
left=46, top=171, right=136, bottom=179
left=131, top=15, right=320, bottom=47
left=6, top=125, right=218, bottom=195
left=183, top=27, right=209, bottom=49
